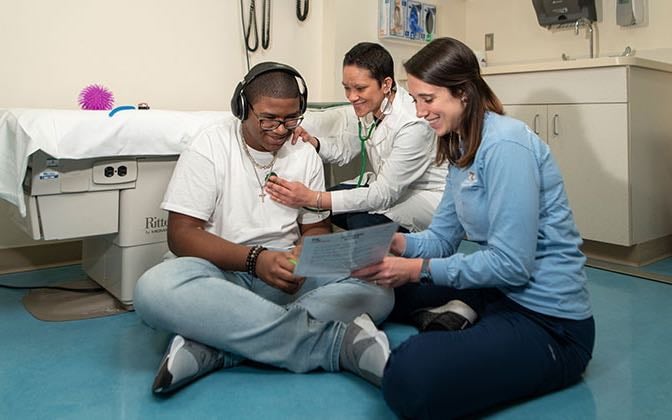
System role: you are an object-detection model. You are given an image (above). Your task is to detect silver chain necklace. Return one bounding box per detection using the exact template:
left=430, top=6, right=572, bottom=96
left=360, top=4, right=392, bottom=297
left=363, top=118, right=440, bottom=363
left=240, top=132, right=277, bottom=202
left=241, top=135, right=277, bottom=170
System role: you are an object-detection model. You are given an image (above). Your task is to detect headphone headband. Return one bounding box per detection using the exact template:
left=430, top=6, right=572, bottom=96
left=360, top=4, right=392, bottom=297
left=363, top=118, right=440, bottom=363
left=230, top=62, right=308, bottom=120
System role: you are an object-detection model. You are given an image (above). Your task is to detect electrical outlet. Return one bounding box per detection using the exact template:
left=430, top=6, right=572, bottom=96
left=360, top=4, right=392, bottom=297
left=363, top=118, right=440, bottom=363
left=93, top=159, right=138, bottom=184
left=485, top=33, right=494, bottom=51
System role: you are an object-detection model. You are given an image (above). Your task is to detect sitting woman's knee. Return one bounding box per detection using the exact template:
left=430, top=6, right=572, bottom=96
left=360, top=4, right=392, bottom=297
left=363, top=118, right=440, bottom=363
left=383, top=352, right=428, bottom=418
left=382, top=338, right=443, bottom=419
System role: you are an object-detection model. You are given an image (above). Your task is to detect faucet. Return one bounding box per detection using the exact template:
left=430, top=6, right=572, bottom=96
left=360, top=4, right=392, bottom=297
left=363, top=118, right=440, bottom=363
left=575, top=18, right=594, bottom=58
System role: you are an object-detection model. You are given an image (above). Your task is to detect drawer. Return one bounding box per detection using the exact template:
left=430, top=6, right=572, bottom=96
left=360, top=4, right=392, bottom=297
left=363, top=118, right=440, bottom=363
left=14, top=190, right=120, bottom=240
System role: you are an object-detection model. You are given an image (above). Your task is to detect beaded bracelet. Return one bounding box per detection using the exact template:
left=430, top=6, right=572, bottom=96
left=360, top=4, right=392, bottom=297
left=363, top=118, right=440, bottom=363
left=246, top=245, right=267, bottom=276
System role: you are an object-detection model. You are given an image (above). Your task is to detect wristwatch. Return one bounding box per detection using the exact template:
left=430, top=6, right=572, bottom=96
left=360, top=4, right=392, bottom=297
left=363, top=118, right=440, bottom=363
left=419, top=258, right=433, bottom=284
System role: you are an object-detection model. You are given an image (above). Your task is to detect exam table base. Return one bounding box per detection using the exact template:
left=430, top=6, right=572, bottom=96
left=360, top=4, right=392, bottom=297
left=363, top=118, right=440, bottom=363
left=82, top=237, right=169, bottom=307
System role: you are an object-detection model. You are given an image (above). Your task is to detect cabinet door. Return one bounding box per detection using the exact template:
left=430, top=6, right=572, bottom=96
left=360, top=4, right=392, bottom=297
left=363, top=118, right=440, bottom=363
left=504, top=105, right=548, bottom=141
left=548, top=104, right=631, bottom=245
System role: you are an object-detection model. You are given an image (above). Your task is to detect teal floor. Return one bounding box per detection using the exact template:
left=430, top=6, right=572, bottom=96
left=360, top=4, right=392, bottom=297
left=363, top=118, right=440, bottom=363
left=1, top=258, right=672, bottom=419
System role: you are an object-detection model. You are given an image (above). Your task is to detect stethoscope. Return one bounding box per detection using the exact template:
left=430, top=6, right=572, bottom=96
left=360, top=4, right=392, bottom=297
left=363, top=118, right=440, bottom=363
left=355, top=88, right=393, bottom=187
left=241, top=1, right=310, bottom=52
left=356, top=117, right=380, bottom=187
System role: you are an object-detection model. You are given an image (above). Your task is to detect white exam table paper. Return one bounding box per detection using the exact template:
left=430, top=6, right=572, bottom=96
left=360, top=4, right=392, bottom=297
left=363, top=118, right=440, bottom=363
left=293, top=222, right=398, bottom=277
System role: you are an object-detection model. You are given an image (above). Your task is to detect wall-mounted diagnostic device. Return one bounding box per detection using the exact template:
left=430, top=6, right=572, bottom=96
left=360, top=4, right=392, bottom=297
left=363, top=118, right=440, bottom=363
left=617, top=0, right=645, bottom=26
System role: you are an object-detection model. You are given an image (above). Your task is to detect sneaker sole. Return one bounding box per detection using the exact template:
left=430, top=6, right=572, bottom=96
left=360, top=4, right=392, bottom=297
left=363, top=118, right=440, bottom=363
left=152, top=335, right=185, bottom=394
left=427, top=300, right=478, bottom=324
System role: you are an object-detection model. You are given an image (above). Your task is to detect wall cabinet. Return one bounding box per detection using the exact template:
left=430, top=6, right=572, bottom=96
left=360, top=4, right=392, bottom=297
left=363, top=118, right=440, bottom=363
left=483, top=60, right=672, bottom=262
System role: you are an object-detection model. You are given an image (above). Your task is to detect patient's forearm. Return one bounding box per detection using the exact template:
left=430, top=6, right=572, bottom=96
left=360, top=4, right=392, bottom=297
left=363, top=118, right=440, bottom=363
left=168, top=225, right=249, bottom=272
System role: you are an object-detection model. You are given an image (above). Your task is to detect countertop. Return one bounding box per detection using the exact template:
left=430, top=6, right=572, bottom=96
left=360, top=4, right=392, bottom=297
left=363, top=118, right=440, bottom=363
left=481, top=56, right=672, bottom=75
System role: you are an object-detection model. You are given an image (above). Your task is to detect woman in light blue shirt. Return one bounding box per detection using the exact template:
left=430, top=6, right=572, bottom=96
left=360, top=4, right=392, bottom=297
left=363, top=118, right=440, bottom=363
left=353, top=37, right=595, bottom=419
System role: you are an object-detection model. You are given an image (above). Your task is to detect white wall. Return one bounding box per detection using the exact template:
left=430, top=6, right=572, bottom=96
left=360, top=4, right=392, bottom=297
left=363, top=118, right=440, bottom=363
left=0, top=0, right=328, bottom=110
left=463, top=0, right=672, bottom=66
left=0, top=0, right=463, bottom=109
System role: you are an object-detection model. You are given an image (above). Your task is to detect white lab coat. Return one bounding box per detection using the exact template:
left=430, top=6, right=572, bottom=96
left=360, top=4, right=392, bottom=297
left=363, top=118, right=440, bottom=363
left=303, top=87, right=447, bottom=232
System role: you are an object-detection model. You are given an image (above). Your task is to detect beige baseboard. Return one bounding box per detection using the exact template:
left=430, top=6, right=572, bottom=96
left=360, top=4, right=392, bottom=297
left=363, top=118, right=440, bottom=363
left=582, top=235, right=672, bottom=267
left=0, top=241, right=82, bottom=274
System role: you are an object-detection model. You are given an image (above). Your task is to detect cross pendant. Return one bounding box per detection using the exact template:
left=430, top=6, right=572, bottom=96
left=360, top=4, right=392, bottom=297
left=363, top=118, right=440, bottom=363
left=259, top=190, right=266, bottom=202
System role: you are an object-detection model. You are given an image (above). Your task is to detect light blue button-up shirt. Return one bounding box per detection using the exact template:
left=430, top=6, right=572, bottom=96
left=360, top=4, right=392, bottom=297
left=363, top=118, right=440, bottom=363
left=403, top=112, right=591, bottom=320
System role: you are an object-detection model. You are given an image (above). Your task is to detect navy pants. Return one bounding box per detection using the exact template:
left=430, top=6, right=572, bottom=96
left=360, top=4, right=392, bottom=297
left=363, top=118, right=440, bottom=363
left=383, top=285, right=595, bottom=419
left=328, top=183, right=408, bottom=232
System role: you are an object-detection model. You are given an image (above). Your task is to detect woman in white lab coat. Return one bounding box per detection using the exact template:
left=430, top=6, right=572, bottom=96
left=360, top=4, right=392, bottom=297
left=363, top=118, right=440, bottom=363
left=265, top=42, right=446, bottom=233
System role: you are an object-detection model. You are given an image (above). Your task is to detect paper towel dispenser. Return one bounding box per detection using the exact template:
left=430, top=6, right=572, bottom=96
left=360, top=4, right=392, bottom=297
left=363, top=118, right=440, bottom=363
left=532, top=0, right=597, bottom=27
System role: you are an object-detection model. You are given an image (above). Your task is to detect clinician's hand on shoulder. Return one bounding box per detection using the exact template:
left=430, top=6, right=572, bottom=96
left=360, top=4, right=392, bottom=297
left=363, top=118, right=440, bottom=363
left=290, top=126, right=319, bottom=149
left=255, top=249, right=305, bottom=294
left=265, top=175, right=316, bottom=209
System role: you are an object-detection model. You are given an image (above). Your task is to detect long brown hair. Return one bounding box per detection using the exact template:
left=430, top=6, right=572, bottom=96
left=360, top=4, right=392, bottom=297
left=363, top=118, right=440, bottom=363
left=404, top=37, right=503, bottom=168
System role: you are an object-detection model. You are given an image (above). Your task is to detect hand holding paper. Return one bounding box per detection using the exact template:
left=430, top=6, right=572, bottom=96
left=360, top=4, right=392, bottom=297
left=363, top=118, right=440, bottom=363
left=292, top=223, right=398, bottom=277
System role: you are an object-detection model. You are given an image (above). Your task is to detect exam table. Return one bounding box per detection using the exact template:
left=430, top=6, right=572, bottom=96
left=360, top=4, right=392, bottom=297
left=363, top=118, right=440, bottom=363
left=0, top=106, right=351, bottom=306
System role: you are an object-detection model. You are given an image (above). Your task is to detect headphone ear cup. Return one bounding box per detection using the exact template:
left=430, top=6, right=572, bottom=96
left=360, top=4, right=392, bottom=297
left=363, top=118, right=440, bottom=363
left=297, top=77, right=308, bottom=114
left=230, top=82, right=245, bottom=120
left=239, top=94, right=248, bottom=120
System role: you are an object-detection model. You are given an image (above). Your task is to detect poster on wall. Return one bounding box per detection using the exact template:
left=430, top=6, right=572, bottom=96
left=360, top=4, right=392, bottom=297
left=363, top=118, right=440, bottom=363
left=379, top=0, right=436, bottom=43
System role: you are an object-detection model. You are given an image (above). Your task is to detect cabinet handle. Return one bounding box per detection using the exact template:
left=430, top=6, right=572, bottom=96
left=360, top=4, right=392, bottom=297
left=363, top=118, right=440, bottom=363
left=533, top=114, right=540, bottom=134
left=552, top=114, right=560, bottom=136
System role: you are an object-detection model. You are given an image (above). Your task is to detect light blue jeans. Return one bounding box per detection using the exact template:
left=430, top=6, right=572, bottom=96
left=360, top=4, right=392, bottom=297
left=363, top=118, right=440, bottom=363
left=134, top=256, right=394, bottom=373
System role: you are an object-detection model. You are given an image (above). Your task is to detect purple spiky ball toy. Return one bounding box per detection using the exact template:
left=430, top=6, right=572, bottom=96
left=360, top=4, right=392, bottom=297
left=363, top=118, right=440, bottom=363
left=78, top=84, right=115, bottom=110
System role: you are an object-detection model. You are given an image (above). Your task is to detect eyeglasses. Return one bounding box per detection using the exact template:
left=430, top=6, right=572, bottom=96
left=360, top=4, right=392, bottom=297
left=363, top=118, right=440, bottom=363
left=249, top=106, right=304, bottom=131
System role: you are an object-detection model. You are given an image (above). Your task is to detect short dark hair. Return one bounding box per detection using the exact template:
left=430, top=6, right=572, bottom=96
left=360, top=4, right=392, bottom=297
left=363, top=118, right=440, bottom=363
left=404, top=37, right=503, bottom=168
left=245, top=71, right=301, bottom=107
left=343, top=42, right=396, bottom=90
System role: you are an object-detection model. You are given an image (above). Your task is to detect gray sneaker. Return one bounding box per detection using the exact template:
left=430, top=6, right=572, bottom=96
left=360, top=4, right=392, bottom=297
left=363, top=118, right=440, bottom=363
left=152, top=334, right=225, bottom=395
left=339, top=313, right=390, bottom=387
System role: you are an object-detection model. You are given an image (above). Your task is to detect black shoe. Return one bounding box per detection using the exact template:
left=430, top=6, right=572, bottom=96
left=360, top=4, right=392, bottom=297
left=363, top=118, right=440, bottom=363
left=410, top=300, right=478, bottom=332
left=152, top=334, right=225, bottom=395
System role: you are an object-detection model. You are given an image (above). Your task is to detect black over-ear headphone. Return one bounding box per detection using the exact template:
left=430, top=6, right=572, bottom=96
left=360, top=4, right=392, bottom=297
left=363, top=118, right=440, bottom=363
left=230, top=62, right=308, bottom=121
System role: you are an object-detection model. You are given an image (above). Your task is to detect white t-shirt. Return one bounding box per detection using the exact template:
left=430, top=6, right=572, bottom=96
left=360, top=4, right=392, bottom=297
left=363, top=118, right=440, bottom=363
left=162, top=116, right=328, bottom=250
